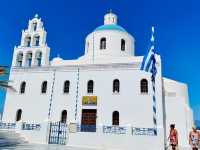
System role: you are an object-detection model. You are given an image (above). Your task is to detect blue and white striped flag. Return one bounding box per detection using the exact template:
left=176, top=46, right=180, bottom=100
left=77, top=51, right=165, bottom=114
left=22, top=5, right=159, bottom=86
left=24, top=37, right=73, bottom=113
left=140, top=26, right=158, bottom=135
left=140, top=27, right=157, bottom=76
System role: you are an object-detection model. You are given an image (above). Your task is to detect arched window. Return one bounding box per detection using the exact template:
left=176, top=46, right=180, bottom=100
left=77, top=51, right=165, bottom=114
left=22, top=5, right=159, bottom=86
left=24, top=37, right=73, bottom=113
left=16, top=109, right=22, bottom=122
left=121, top=39, right=125, bottom=51
left=35, top=51, right=42, bottom=66
left=141, top=79, right=148, bottom=93
left=41, top=81, right=47, bottom=94
left=25, top=36, right=31, bottom=47
left=61, top=110, right=67, bottom=123
left=34, top=36, right=40, bottom=46
left=87, top=80, right=94, bottom=93
left=20, top=81, right=26, bottom=94
left=112, top=111, right=119, bottom=125
left=100, top=38, right=106, bottom=49
left=113, top=79, right=120, bottom=93
left=26, top=52, right=32, bottom=67
left=33, top=22, right=37, bottom=31
left=16, top=53, right=23, bottom=67
left=63, top=80, right=70, bottom=93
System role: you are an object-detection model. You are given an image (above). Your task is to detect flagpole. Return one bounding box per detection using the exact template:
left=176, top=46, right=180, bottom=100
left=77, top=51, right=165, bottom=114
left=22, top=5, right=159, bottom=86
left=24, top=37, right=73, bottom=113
left=150, top=26, right=158, bottom=135
left=140, top=26, right=159, bottom=136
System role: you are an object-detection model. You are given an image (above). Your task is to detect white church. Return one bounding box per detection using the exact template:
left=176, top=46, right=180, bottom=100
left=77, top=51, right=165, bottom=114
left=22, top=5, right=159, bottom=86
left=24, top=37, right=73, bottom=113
left=1, top=12, right=194, bottom=150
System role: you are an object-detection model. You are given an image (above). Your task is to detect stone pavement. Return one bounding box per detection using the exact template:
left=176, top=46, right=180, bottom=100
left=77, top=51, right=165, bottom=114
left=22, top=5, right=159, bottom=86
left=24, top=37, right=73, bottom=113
left=167, top=146, right=199, bottom=150
left=0, top=142, right=197, bottom=150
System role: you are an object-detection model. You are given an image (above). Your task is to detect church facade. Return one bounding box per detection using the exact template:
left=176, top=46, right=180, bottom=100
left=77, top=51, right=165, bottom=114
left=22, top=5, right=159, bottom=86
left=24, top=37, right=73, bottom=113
left=1, top=13, right=193, bottom=150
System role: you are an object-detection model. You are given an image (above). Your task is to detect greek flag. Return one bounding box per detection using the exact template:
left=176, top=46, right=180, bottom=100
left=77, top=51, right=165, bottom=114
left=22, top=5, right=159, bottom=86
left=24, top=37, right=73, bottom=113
left=140, top=26, right=158, bottom=135
left=140, top=27, right=157, bottom=77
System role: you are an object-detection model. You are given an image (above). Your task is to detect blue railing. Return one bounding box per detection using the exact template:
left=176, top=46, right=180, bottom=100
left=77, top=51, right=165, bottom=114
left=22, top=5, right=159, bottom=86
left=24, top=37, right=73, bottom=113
left=103, top=125, right=127, bottom=134
left=0, top=122, right=16, bottom=129
left=77, top=125, right=96, bottom=132
left=22, top=123, right=41, bottom=131
left=132, top=127, right=156, bottom=136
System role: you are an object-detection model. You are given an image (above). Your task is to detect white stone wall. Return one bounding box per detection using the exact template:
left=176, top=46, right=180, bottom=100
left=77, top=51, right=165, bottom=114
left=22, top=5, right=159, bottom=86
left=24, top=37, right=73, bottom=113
left=50, top=67, right=155, bottom=127
left=3, top=64, right=162, bottom=127
left=3, top=69, right=53, bottom=122
left=163, top=78, right=193, bottom=147
left=2, top=63, right=165, bottom=149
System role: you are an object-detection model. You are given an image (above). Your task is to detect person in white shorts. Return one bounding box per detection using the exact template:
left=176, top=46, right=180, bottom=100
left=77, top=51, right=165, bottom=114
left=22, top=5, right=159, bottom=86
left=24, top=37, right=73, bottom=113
left=189, top=126, right=200, bottom=150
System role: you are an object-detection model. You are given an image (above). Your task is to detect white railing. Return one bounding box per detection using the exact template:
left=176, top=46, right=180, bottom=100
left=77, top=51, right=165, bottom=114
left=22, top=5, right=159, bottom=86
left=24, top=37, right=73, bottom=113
left=0, top=121, right=157, bottom=137
left=0, top=122, right=16, bottom=129
left=22, top=122, right=41, bottom=131
left=103, top=125, right=127, bottom=134
left=132, top=127, right=156, bottom=136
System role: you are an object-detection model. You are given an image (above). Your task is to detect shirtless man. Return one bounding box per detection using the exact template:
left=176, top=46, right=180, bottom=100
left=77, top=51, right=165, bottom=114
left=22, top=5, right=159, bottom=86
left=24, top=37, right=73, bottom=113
left=189, top=126, right=200, bottom=150
left=168, top=124, right=178, bottom=150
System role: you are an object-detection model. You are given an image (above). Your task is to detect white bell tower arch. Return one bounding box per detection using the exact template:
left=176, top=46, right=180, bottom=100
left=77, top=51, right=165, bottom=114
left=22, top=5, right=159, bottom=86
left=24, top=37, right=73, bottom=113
left=12, top=14, right=50, bottom=67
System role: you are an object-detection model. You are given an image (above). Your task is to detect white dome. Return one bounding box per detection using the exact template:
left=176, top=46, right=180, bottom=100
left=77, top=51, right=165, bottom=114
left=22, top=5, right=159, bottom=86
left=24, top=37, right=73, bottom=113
left=83, top=12, right=135, bottom=59
left=52, top=56, right=63, bottom=62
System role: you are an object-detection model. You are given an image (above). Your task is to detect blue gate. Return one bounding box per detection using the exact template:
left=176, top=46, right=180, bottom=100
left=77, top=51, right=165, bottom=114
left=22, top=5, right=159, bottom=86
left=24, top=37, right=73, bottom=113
left=48, top=122, right=68, bottom=145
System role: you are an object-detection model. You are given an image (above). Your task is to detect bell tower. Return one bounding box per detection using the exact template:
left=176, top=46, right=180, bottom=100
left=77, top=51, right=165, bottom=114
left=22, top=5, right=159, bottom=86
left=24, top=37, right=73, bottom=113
left=12, top=14, right=50, bottom=67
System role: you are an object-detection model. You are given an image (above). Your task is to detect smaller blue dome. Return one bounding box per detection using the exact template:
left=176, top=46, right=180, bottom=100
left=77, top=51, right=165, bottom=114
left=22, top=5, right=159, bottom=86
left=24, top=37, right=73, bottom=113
left=95, top=24, right=126, bottom=32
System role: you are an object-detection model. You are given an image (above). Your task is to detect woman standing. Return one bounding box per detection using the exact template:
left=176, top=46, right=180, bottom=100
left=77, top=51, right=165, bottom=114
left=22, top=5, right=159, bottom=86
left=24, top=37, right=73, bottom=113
left=168, top=124, right=178, bottom=150
left=189, top=126, right=200, bottom=150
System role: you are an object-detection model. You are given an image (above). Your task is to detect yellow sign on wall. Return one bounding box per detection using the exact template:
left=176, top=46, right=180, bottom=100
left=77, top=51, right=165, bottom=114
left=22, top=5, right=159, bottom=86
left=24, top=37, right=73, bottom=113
left=82, top=96, right=97, bottom=105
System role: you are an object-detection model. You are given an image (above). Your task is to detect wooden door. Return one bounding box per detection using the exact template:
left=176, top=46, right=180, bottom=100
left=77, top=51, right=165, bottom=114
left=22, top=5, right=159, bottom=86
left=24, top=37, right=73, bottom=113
left=81, top=109, right=96, bottom=132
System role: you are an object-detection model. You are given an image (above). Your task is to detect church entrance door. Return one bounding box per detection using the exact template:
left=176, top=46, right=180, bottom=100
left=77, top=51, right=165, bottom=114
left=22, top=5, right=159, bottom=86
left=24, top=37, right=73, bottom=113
left=81, top=109, right=96, bottom=132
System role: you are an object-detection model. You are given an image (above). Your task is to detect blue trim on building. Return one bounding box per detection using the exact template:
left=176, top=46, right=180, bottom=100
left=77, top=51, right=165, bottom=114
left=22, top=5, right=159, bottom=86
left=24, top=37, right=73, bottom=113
left=95, top=24, right=126, bottom=32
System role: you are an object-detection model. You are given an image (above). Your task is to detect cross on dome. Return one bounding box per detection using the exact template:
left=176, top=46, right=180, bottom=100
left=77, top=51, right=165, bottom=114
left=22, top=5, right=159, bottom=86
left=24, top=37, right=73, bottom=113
left=150, top=26, right=155, bottom=50
left=151, top=26, right=155, bottom=42
left=34, top=14, right=39, bottom=18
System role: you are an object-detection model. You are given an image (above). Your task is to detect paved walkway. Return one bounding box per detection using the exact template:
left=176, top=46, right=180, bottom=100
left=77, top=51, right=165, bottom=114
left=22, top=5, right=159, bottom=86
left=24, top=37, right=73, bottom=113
left=0, top=144, right=195, bottom=150
left=0, top=141, right=198, bottom=150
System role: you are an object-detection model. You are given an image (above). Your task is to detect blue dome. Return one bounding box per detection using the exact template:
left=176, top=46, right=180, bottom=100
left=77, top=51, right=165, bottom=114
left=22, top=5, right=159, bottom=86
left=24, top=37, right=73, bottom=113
left=95, top=24, right=126, bottom=32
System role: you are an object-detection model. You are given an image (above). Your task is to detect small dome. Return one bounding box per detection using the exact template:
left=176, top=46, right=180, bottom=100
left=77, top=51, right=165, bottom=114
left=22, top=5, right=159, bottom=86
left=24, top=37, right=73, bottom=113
left=52, top=56, right=63, bottom=62
left=104, top=12, right=117, bottom=25
left=95, top=11, right=126, bottom=32
left=95, top=24, right=126, bottom=32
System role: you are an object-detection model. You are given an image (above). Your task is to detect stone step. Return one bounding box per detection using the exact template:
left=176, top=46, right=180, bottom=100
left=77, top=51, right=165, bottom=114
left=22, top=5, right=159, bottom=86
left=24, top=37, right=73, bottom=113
left=0, top=129, right=27, bottom=146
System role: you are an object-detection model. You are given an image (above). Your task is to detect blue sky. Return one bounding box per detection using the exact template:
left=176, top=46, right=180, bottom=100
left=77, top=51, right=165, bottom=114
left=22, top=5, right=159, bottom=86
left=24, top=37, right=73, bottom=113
left=0, top=0, right=200, bottom=120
